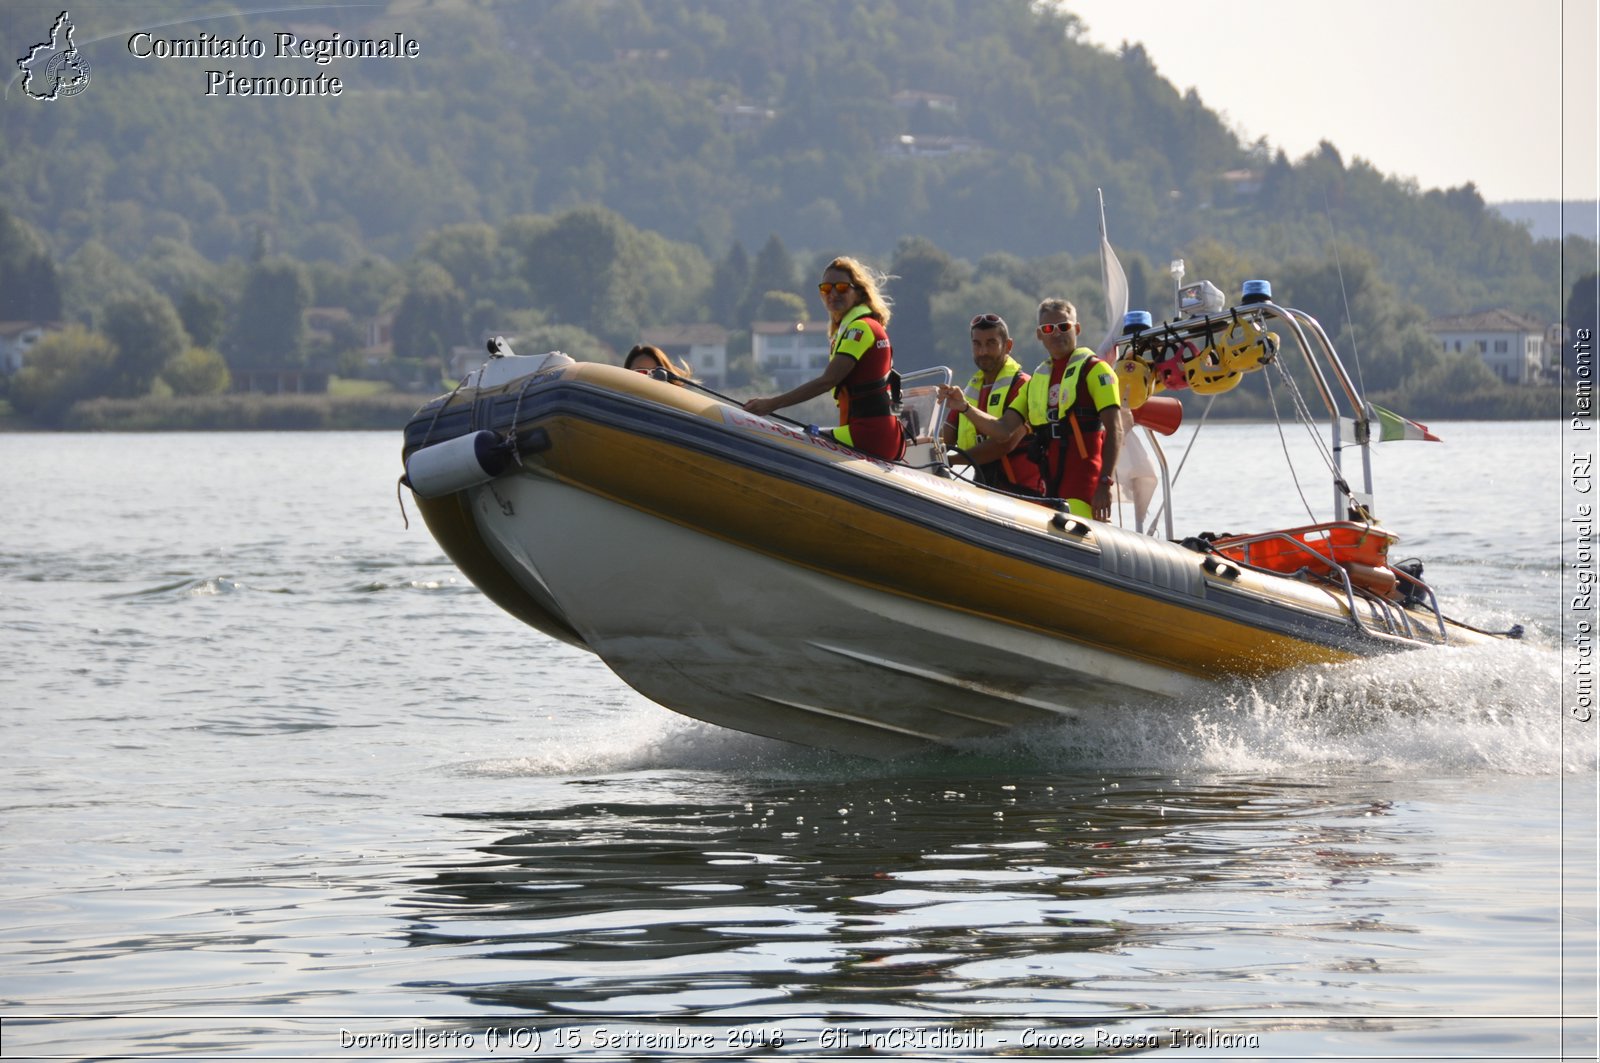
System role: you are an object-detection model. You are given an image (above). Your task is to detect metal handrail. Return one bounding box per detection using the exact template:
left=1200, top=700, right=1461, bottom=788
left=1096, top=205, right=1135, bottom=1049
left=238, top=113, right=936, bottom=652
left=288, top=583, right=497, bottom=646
left=1204, top=530, right=1363, bottom=632
left=1144, top=427, right=1175, bottom=541
left=1211, top=528, right=1448, bottom=641
left=896, top=366, right=954, bottom=445
left=1390, top=565, right=1449, bottom=640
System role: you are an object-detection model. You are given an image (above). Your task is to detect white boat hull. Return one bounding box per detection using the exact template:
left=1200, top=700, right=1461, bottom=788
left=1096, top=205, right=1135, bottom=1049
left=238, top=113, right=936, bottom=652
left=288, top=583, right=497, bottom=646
left=470, top=473, right=1205, bottom=756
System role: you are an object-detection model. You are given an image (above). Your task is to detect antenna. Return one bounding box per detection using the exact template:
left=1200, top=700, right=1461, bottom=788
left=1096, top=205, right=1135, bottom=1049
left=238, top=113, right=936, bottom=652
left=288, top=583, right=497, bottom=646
left=1323, top=192, right=1367, bottom=397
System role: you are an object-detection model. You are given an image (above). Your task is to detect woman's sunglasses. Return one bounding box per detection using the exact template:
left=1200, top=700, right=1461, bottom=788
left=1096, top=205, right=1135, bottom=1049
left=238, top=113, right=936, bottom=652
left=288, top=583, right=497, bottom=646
left=818, top=281, right=856, bottom=295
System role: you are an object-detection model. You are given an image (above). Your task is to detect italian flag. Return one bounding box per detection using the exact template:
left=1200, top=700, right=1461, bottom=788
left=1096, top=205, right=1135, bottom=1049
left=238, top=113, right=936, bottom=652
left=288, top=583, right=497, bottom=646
left=1368, top=403, right=1441, bottom=442
left=1340, top=404, right=1441, bottom=443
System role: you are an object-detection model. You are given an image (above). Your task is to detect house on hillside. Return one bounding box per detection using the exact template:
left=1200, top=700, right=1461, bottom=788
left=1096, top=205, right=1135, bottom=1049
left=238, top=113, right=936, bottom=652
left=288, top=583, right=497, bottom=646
left=713, top=102, right=775, bottom=134
left=640, top=324, right=729, bottom=387
left=1427, top=309, right=1547, bottom=385
left=880, top=134, right=982, bottom=158
left=0, top=321, right=59, bottom=375
left=365, top=311, right=394, bottom=354
left=891, top=89, right=958, bottom=114
left=1219, top=169, right=1263, bottom=200
left=752, top=320, right=830, bottom=391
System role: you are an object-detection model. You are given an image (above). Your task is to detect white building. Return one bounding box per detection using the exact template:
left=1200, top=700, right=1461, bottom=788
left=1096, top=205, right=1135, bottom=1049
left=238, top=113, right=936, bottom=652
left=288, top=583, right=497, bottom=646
left=1428, top=309, right=1547, bottom=385
left=880, top=134, right=983, bottom=158
left=751, top=320, right=831, bottom=391
left=640, top=324, right=730, bottom=387
left=712, top=102, right=775, bottom=134
left=891, top=89, right=958, bottom=114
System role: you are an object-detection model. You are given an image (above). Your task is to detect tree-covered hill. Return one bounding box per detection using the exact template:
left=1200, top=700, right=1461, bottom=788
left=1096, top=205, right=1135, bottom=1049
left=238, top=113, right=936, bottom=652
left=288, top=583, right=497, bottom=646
left=1, top=0, right=1588, bottom=430
left=0, top=0, right=1581, bottom=321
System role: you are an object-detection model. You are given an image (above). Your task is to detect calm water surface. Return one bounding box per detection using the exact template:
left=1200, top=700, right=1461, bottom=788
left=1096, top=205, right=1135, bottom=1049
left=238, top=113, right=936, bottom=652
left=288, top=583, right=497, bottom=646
left=2, top=425, right=1594, bottom=1060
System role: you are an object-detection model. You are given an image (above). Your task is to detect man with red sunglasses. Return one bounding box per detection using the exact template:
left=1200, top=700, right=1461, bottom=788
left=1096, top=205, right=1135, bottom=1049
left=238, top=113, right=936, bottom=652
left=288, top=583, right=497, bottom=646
left=937, top=299, right=1122, bottom=520
left=940, top=313, right=1042, bottom=496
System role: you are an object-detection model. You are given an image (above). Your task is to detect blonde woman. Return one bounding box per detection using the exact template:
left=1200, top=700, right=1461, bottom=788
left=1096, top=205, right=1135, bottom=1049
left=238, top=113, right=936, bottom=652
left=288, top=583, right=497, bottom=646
left=743, top=256, right=903, bottom=461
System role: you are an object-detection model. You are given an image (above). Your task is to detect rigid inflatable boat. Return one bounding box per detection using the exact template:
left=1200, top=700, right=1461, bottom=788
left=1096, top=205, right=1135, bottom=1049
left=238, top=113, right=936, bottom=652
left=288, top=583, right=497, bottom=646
left=399, top=285, right=1515, bottom=757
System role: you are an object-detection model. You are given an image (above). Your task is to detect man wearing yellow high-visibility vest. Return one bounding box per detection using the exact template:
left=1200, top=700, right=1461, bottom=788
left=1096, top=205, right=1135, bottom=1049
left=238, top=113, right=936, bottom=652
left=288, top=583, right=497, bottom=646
left=939, top=313, right=1043, bottom=497
left=938, top=299, right=1123, bottom=521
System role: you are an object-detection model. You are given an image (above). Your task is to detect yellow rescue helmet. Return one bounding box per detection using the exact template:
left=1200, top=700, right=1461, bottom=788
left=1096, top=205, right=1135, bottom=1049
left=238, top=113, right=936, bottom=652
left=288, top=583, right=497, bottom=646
left=1114, top=356, right=1157, bottom=409
left=1217, top=318, right=1279, bottom=375
left=1184, top=346, right=1243, bottom=395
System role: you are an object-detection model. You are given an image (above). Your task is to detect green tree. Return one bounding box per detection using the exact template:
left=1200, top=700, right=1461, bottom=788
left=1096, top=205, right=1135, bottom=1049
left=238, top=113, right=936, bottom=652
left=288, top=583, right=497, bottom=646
left=710, top=241, right=750, bottom=327
left=739, top=234, right=798, bottom=326
left=624, top=227, right=711, bottom=329
left=162, top=346, right=232, bottom=396
left=177, top=289, right=227, bottom=350
left=311, top=255, right=401, bottom=318
left=889, top=237, right=969, bottom=371
left=227, top=257, right=311, bottom=367
left=0, top=208, right=62, bottom=322
left=7, top=326, right=117, bottom=426
left=60, top=241, right=148, bottom=327
left=392, top=262, right=467, bottom=361
left=102, top=291, right=189, bottom=398
left=519, top=206, right=708, bottom=348
left=1390, top=349, right=1504, bottom=416
left=520, top=324, right=613, bottom=365
left=752, top=290, right=807, bottom=322
left=1386, top=323, right=1444, bottom=393
left=416, top=223, right=500, bottom=295
left=928, top=276, right=1038, bottom=370
left=522, top=206, right=633, bottom=344
left=137, top=238, right=215, bottom=302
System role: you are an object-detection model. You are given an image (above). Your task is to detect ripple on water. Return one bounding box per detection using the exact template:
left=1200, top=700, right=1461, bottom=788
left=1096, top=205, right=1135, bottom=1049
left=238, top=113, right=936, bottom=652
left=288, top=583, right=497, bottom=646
left=109, top=577, right=297, bottom=599
left=1, top=428, right=1586, bottom=1060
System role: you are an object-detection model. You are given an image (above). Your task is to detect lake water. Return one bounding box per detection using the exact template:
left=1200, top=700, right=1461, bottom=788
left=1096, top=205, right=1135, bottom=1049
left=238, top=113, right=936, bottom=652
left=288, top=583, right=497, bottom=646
left=2, top=423, right=1595, bottom=1060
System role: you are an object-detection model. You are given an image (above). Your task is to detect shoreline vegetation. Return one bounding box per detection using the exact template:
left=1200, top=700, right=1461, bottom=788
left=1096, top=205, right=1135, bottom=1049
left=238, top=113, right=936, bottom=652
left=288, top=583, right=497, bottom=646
left=42, top=393, right=429, bottom=432
left=4, top=2, right=1588, bottom=440
left=0, top=382, right=1564, bottom=432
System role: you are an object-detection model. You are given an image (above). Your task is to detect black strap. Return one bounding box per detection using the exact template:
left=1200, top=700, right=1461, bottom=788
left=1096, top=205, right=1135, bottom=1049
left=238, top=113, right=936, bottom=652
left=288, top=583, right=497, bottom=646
left=841, top=373, right=893, bottom=419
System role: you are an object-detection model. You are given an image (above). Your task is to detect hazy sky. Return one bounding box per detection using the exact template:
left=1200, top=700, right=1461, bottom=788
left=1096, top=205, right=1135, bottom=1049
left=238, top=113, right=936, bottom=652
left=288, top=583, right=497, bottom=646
left=1067, top=0, right=1597, bottom=204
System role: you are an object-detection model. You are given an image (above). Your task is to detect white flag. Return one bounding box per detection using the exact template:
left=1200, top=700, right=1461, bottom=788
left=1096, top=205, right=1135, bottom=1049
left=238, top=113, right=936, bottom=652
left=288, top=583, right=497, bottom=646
left=1096, top=188, right=1128, bottom=358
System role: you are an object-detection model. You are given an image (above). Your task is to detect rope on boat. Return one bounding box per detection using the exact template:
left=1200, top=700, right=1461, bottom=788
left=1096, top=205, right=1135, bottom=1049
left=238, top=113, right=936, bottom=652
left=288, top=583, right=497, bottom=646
left=1264, top=357, right=1356, bottom=525
left=670, top=372, right=814, bottom=431
left=1263, top=368, right=1320, bottom=526
left=405, top=356, right=491, bottom=528
left=1164, top=393, right=1215, bottom=489
left=418, top=363, right=480, bottom=449
left=506, top=371, right=546, bottom=467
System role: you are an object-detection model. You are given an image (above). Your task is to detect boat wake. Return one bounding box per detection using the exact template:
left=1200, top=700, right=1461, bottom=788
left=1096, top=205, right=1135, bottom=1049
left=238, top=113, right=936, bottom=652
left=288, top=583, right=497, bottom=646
left=1003, top=639, right=1580, bottom=777
left=471, top=639, right=1584, bottom=779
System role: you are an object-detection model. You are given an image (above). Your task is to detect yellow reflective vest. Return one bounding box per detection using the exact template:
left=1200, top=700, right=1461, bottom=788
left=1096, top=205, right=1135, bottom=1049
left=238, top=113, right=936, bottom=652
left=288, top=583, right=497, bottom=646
left=1011, top=347, right=1120, bottom=428
left=954, top=357, right=1028, bottom=452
